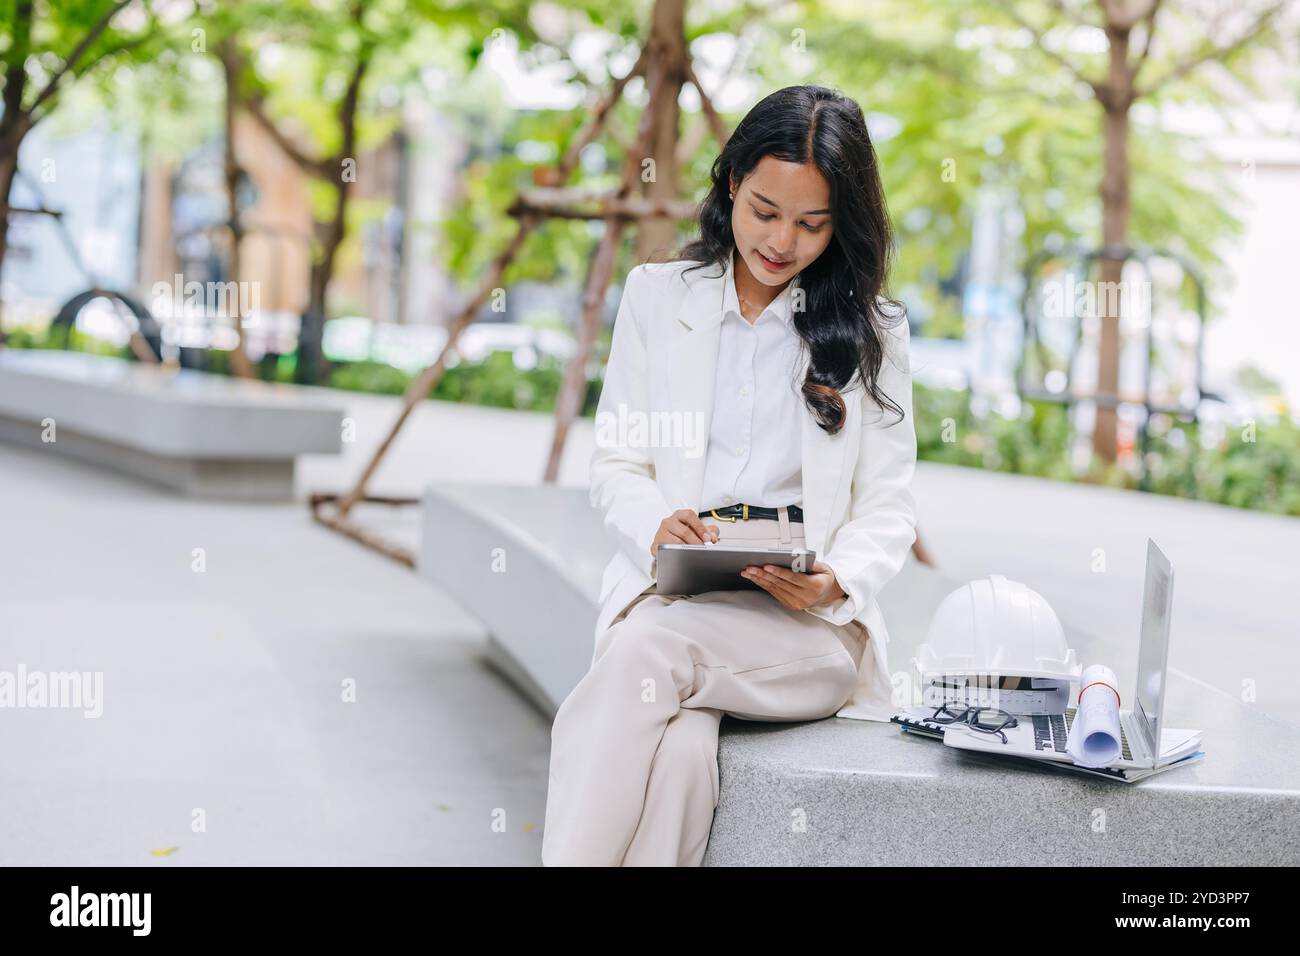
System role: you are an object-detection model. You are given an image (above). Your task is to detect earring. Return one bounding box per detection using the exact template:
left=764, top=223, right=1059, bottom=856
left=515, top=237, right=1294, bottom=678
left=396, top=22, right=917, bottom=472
left=728, top=192, right=734, bottom=200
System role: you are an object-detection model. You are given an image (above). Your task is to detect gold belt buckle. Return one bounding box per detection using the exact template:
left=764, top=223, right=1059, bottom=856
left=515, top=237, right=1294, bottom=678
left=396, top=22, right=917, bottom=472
left=709, top=504, right=749, bottom=522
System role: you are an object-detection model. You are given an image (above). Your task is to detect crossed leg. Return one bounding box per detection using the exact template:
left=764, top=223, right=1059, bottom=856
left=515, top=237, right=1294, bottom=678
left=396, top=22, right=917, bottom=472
left=622, top=705, right=722, bottom=866
left=541, top=587, right=865, bottom=867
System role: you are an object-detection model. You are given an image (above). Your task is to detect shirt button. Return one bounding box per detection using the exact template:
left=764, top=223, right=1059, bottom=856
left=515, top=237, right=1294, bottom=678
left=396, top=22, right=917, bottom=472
left=739, top=384, right=750, bottom=397
left=735, top=446, right=746, bottom=457
left=723, top=494, right=735, bottom=504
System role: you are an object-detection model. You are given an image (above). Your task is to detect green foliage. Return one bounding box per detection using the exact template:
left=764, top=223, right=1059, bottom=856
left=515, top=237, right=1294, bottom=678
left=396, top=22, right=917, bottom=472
left=322, top=356, right=1300, bottom=517
left=433, top=350, right=568, bottom=412
left=736, top=0, right=1265, bottom=329
left=1143, top=413, right=1300, bottom=516
left=43, top=0, right=1276, bottom=346
left=912, top=381, right=1300, bottom=516
left=265, top=352, right=298, bottom=383
left=10, top=325, right=1293, bottom=515
left=326, top=350, right=596, bottom=414
left=0, top=0, right=164, bottom=116
left=328, top=358, right=413, bottom=395
left=9, top=0, right=1291, bottom=518
left=204, top=345, right=230, bottom=376
left=2, top=325, right=128, bottom=357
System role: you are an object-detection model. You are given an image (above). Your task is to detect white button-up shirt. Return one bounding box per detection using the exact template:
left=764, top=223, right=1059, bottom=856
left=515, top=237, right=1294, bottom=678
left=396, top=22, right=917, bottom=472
left=698, top=252, right=805, bottom=513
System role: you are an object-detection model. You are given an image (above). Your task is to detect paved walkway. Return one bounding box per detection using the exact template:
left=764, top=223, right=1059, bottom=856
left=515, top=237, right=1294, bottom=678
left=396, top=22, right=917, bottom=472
left=3, top=387, right=1296, bottom=864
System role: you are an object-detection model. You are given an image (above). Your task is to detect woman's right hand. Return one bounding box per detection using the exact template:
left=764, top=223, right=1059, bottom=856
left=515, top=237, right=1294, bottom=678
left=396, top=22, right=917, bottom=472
left=650, top=509, right=719, bottom=556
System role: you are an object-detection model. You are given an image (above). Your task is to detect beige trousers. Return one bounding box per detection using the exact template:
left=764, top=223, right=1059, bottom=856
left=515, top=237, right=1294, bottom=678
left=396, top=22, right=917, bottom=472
left=542, top=512, right=869, bottom=867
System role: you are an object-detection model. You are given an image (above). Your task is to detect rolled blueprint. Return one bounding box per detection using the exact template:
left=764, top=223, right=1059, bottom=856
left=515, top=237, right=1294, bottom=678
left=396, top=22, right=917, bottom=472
left=1065, top=664, right=1122, bottom=768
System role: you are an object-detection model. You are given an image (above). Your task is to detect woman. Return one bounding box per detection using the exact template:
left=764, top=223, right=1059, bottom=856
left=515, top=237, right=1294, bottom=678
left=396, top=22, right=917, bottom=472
left=542, top=85, right=917, bottom=866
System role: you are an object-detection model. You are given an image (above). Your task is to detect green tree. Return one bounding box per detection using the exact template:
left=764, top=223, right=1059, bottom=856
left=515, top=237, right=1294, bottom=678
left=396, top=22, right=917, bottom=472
left=230, top=0, right=539, bottom=384
left=994, top=0, right=1290, bottom=462
left=0, top=0, right=161, bottom=333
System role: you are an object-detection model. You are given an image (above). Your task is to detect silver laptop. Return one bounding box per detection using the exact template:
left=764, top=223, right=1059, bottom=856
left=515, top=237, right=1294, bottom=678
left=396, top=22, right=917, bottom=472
left=944, top=539, right=1176, bottom=771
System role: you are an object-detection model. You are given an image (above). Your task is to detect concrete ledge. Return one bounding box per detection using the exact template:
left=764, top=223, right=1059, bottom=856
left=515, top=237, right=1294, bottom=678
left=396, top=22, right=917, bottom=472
left=418, top=481, right=1300, bottom=865
left=703, top=699, right=1300, bottom=866
left=0, top=350, right=344, bottom=499
left=420, top=482, right=608, bottom=716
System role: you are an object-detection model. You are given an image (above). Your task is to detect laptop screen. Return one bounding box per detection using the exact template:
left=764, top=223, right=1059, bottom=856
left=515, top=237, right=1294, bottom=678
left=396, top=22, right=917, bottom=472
left=1134, top=539, right=1175, bottom=764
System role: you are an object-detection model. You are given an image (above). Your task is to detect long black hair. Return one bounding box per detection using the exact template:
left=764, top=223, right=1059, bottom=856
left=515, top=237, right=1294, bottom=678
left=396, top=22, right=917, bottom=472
left=671, top=84, right=907, bottom=435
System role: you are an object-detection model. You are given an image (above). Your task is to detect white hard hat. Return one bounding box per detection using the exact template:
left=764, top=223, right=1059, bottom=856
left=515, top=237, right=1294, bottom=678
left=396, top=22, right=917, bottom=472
left=914, top=574, right=1080, bottom=684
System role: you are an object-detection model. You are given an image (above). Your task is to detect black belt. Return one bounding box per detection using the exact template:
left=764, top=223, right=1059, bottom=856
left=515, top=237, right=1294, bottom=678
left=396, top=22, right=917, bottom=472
left=699, top=503, right=804, bottom=523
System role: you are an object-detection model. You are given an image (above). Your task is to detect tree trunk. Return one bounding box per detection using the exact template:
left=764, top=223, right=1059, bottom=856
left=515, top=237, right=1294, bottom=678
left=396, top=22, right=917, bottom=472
left=634, top=0, right=686, bottom=263
left=295, top=177, right=349, bottom=385
left=0, top=151, right=19, bottom=341
left=293, top=46, right=366, bottom=387
left=220, top=43, right=256, bottom=379
left=1094, top=23, right=1134, bottom=464
left=545, top=217, right=629, bottom=480
left=0, top=1, right=33, bottom=343
left=543, top=0, right=685, bottom=481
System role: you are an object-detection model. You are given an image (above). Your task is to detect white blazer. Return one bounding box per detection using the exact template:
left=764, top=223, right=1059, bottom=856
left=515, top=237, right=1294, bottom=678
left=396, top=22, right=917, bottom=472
left=588, top=259, right=918, bottom=721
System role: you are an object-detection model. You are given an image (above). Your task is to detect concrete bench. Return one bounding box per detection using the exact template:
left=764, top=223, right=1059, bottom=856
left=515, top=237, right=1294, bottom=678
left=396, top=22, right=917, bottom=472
left=420, top=482, right=611, bottom=716
left=0, top=350, right=344, bottom=500
left=419, top=481, right=1300, bottom=865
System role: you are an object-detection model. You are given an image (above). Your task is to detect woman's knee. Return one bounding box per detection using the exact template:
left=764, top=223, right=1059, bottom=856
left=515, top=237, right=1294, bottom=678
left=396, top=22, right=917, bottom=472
left=587, top=618, right=698, bottom=708
left=652, top=709, right=721, bottom=802
left=657, top=708, right=720, bottom=758
left=828, top=656, right=862, bottom=713
left=600, top=611, right=688, bottom=665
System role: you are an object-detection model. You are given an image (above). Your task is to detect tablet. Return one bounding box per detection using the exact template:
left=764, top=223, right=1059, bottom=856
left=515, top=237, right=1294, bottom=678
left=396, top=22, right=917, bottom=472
left=655, top=543, right=817, bottom=595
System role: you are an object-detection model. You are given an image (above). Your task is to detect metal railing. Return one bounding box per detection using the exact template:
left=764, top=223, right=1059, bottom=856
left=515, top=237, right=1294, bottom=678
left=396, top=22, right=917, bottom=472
left=1016, top=243, right=1221, bottom=490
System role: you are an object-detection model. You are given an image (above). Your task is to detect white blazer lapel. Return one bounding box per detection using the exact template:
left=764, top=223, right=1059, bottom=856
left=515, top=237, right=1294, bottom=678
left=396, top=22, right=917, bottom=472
left=665, top=266, right=726, bottom=513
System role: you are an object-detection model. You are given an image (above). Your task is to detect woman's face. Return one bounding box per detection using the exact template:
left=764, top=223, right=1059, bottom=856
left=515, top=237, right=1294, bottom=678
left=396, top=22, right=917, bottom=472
left=729, top=156, right=834, bottom=287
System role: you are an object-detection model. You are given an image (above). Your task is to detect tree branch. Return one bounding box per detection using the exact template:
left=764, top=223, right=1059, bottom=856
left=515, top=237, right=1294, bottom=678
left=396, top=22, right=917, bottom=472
left=539, top=41, right=648, bottom=188
left=247, top=0, right=372, bottom=180
left=1002, top=3, right=1103, bottom=98
left=332, top=45, right=370, bottom=168
left=1, top=1, right=34, bottom=150
left=1097, top=0, right=1159, bottom=31
left=1128, top=0, right=1163, bottom=85
left=30, top=29, right=153, bottom=127
left=1134, top=0, right=1287, bottom=98
left=1045, top=0, right=1097, bottom=28
left=29, top=0, right=134, bottom=115
left=682, top=57, right=731, bottom=150
left=243, top=93, right=333, bottom=179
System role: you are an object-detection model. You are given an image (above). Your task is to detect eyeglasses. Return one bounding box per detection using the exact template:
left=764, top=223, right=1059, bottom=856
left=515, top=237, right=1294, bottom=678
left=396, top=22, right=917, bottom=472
left=928, top=702, right=1019, bottom=745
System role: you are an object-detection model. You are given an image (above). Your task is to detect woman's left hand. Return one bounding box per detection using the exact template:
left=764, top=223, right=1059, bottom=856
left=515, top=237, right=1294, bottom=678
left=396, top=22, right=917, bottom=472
left=741, top=560, right=846, bottom=611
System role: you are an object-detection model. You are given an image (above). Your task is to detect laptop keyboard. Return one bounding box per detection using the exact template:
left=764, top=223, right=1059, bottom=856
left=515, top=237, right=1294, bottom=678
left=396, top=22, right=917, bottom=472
left=1034, top=709, right=1132, bottom=760
left=1032, top=713, right=1070, bottom=753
